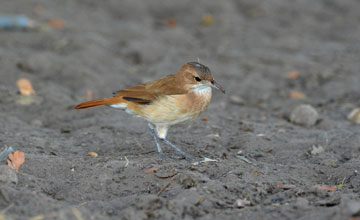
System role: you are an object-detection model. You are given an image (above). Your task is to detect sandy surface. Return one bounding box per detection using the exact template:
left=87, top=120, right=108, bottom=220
left=1, top=0, right=360, bottom=219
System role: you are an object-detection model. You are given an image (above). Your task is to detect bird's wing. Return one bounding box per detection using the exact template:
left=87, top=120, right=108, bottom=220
left=113, top=74, right=187, bottom=105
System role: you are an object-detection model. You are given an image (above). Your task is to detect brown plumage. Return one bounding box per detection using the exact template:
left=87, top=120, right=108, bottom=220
left=75, top=62, right=225, bottom=162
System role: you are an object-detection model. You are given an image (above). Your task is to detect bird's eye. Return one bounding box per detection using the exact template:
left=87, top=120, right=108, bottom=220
left=194, top=77, right=201, bottom=82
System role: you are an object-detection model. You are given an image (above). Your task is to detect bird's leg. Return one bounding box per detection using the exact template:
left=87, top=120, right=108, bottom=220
left=160, top=138, right=195, bottom=162
left=148, top=124, right=163, bottom=155
left=152, top=124, right=196, bottom=162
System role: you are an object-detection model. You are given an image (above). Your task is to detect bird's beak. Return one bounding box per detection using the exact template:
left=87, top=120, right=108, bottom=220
left=210, top=80, right=225, bottom=94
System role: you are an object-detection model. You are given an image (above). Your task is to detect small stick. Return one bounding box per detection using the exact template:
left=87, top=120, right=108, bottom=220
left=157, top=173, right=180, bottom=196
left=154, top=172, right=177, bottom=179
left=72, top=208, right=84, bottom=220
left=124, top=156, right=129, bottom=167
left=134, top=138, right=144, bottom=150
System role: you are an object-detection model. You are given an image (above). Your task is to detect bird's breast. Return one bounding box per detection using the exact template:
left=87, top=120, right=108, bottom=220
left=189, top=86, right=212, bottom=112
left=139, top=87, right=212, bottom=125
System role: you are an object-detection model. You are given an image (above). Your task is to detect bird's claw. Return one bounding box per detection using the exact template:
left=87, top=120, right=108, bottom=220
left=191, top=157, right=218, bottom=165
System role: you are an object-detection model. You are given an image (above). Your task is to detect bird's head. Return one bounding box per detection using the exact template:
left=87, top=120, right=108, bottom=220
left=178, top=62, right=225, bottom=94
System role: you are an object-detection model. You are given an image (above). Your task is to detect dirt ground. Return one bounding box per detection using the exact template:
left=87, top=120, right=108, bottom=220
left=1, top=0, right=360, bottom=219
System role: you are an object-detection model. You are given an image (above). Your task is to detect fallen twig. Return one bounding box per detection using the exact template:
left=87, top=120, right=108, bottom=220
left=72, top=208, right=84, bottom=220
left=238, top=155, right=252, bottom=164
left=315, top=184, right=337, bottom=191
left=157, top=173, right=180, bottom=196
left=154, top=171, right=177, bottom=179
left=124, top=156, right=129, bottom=168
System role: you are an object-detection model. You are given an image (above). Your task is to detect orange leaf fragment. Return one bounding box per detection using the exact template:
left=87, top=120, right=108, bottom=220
left=88, top=152, right=98, bottom=157
left=167, top=18, right=176, bottom=27
left=16, top=78, right=35, bottom=96
left=7, top=151, right=25, bottom=173
left=202, top=14, right=214, bottom=26
left=275, top=184, right=296, bottom=190
left=47, top=18, right=66, bottom=29
left=315, top=184, right=337, bottom=191
left=286, top=71, right=300, bottom=80
left=201, top=117, right=209, bottom=121
left=290, top=90, right=306, bottom=99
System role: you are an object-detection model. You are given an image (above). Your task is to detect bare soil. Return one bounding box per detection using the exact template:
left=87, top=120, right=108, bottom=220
left=1, top=0, right=360, bottom=219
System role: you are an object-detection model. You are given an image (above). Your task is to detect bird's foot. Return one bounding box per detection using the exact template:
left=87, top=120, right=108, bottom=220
left=190, top=157, right=219, bottom=165
left=160, top=138, right=197, bottom=162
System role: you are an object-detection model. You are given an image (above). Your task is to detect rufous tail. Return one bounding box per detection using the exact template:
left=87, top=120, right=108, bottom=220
left=75, top=97, right=123, bottom=109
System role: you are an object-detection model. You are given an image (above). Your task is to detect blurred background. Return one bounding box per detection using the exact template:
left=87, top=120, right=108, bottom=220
left=1, top=0, right=359, bottom=103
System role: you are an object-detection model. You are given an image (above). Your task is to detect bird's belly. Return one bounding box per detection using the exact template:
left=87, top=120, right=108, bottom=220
left=141, top=89, right=212, bottom=125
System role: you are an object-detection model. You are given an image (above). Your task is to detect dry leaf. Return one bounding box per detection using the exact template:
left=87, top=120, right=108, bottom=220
left=289, top=90, right=306, bottom=99
left=202, top=14, right=214, bottom=26
left=16, top=78, right=35, bottom=96
left=47, top=18, right=65, bottom=29
left=201, top=116, right=209, bottom=121
left=347, top=108, right=360, bottom=124
left=315, top=184, right=337, bottom=191
left=88, top=152, right=98, bottom=157
left=167, top=18, right=176, bottom=27
left=275, top=184, right=296, bottom=189
left=7, top=151, right=25, bottom=173
left=286, top=71, right=300, bottom=80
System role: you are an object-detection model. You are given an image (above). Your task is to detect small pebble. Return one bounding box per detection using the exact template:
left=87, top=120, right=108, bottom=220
left=290, top=104, right=318, bottom=126
left=206, top=134, right=220, bottom=139
left=347, top=108, right=360, bottom=124
left=60, top=125, right=72, bottom=133
left=56, top=193, right=64, bottom=200
left=310, top=145, right=325, bottom=155
left=235, top=199, right=251, bottom=208
left=14, top=94, right=43, bottom=105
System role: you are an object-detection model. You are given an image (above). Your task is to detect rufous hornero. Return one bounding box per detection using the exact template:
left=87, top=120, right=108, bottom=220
left=75, top=62, right=225, bottom=162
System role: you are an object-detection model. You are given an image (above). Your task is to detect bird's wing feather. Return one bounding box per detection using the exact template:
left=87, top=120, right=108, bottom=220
left=113, top=74, right=187, bottom=104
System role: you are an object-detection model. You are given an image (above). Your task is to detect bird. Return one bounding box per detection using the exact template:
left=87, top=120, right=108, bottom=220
left=75, top=62, right=225, bottom=162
